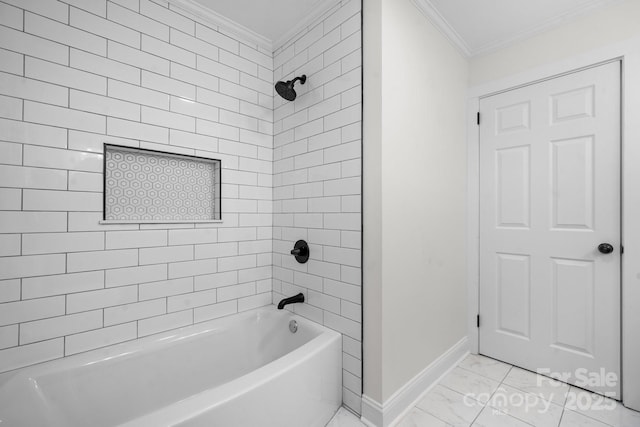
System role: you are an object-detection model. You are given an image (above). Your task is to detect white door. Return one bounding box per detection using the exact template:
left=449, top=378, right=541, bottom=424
left=479, top=62, right=621, bottom=397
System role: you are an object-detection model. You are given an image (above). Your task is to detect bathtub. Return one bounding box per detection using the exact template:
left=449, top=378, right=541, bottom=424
left=0, top=306, right=343, bottom=427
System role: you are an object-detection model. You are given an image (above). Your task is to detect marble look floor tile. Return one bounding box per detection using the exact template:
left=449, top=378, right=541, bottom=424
left=395, top=407, right=452, bottom=427
left=502, top=367, right=570, bottom=406
left=560, top=410, right=611, bottom=427
left=458, top=354, right=511, bottom=382
left=487, top=383, right=563, bottom=427
left=471, top=406, right=532, bottom=427
left=439, top=367, right=501, bottom=404
left=416, top=385, right=484, bottom=427
left=565, top=387, right=640, bottom=427
left=326, top=407, right=366, bottom=427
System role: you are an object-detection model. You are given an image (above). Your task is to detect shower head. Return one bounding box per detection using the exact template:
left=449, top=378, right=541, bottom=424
left=275, top=75, right=307, bottom=101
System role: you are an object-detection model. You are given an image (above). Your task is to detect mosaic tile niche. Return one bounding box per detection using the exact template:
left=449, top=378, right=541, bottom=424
left=104, top=145, right=221, bottom=222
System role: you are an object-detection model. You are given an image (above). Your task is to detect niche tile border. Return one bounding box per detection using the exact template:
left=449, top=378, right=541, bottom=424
left=103, top=144, right=221, bottom=223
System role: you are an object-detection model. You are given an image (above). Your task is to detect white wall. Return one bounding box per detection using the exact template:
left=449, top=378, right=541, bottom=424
left=380, top=0, right=468, bottom=401
left=469, top=0, right=640, bottom=86
left=0, top=0, right=275, bottom=372
left=362, top=0, right=383, bottom=406
left=363, top=0, right=469, bottom=409
left=271, top=0, right=363, bottom=414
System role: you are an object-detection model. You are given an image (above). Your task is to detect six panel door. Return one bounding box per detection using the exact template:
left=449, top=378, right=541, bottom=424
left=479, top=62, right=621, bottom=397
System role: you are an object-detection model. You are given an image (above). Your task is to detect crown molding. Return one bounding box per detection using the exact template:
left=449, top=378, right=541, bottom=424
left=412, top=0, right=623, bottom=58
left=166, top=0, right=274, bottom=51
left=272, top=0, right=341, bottom=50
left=411, top=0, right=472, bottom=58
left=166, top=0, right=342, bottom=53
left=471, top=0, right=624, bottom=56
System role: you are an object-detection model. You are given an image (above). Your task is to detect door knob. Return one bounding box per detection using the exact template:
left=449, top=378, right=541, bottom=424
left=598, top=243, right=614, bottom=254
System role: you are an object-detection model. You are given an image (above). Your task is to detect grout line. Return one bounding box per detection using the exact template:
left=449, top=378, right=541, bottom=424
left=4, top=55, right=273, bottom=124
left=14, top=6, right=275, bottom=84
left=1, top=0, right=363, bottom=381
left=5, top=24, right=358, bottom=122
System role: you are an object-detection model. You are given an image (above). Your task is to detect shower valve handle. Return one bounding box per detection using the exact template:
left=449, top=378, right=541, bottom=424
left=290, top=240, right=309, bottom=264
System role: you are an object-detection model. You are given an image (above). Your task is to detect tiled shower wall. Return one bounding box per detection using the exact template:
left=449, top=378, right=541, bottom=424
left=0, top=0, right=275, bottom=372
left=272, top=0, right=363, bottom=414
left=0, top=0, right=363, bottom=413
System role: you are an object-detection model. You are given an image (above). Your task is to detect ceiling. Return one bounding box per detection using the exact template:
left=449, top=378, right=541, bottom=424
left=185, top=0, right=620, bottom=55
left=191, top=0, right=328, bottom=46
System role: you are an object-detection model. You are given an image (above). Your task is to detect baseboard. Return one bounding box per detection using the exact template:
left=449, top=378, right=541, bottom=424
left=360, top=337, right=469, bottom=427
left=361, top=394, right=383, bottom=427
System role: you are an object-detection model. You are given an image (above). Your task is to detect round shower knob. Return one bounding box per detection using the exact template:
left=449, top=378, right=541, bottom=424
left=290, top=240, right=309, bottom=263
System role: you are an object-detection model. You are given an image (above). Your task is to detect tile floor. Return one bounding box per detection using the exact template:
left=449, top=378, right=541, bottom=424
left=326, top=354, right=640, bottom=427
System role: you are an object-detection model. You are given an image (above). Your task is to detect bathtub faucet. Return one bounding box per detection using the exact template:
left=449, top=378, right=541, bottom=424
left=277, top=293, right=305, bottom=309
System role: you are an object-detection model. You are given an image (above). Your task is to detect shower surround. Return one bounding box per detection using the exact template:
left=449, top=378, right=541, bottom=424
left=0, top=0, right=362, bottom=416
left=272, top=0, right=362, bottom=413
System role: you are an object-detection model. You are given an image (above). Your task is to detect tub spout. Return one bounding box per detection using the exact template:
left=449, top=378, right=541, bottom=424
left=277, top=293, right=305, bottom=309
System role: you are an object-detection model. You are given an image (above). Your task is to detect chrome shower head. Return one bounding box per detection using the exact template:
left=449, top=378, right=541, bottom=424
left=275, top=75, right=307, bottom=101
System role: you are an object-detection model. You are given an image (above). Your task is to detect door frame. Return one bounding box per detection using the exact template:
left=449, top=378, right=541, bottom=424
left=466, top=36, right=640, bottom=410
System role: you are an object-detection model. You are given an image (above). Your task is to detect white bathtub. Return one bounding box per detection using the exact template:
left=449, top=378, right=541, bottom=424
left=0, top=306, right=343, bottom=427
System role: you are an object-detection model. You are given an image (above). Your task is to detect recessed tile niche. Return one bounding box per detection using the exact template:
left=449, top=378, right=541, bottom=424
left=103, top=144, right=221, bottom=222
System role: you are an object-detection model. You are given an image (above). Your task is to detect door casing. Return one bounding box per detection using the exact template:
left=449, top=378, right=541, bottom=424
left=466, top=37, right=640, bottom=411
left=477, top=62, right=621, bottom=397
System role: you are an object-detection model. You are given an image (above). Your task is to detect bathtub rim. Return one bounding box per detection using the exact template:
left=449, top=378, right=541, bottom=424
left=118, top=323, right=341, bottom=426
left=0, top=305, right=337, bottom=384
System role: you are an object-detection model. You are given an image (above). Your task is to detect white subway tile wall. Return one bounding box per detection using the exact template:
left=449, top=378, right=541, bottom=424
left=0, top=0, right=362, bottom=415
left=0, top=0, right=273, bottom=373
left=272, top=0, right=362, bottom=415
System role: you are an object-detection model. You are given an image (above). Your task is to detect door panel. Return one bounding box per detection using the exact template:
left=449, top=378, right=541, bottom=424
left=551, top=136, right=594, bottom=230
left=496, top=253, right=531, bottom=338
left=551, top=258, right=594, bottom=355
left=496, top=146, right=530, bottom=228
left=479, top=62, right=621, bottom=397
